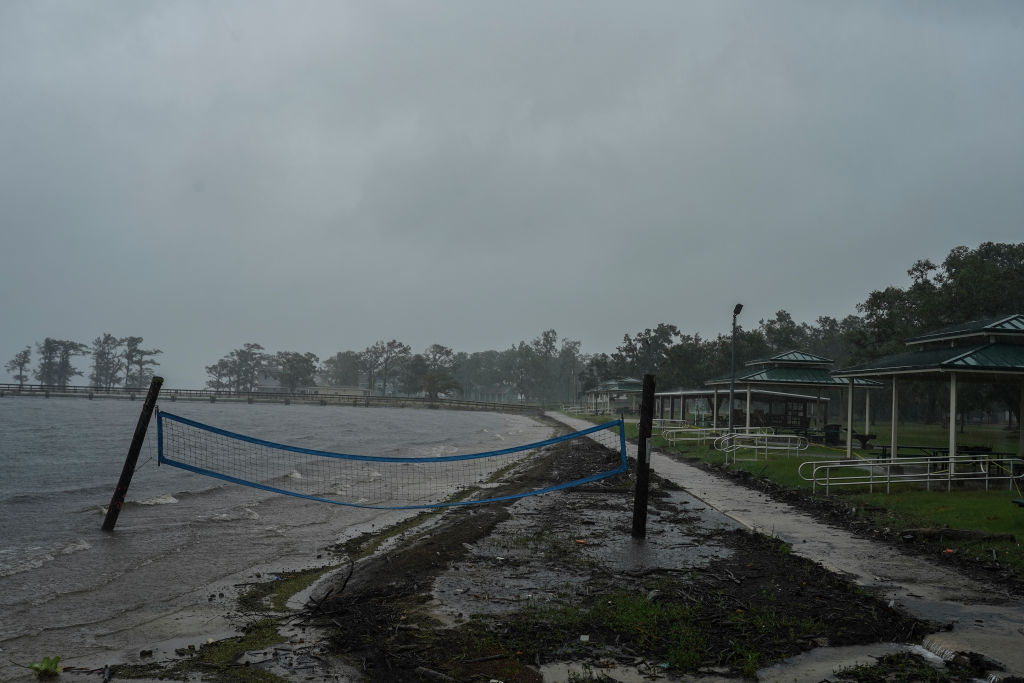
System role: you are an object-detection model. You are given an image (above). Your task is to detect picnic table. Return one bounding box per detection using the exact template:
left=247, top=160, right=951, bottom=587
left=850, top=432, right=877, bottom=449
left=875, top=444, right=993, bottom=458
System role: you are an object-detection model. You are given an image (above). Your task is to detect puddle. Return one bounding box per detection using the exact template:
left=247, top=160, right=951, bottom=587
left=756, top=643, right=944, bottom=682
left=581, top=492, right=739, bottom=573
left=433, top=489, right=738, bottom=623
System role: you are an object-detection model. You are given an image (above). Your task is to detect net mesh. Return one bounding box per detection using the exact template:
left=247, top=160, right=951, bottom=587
left=156, top=411, right=627, bottom=509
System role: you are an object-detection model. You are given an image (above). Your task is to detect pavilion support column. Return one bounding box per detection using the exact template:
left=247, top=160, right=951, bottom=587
left=1019, top=382, right=1024, bottom=457
left=891, top=378, right=899, bottom=462
left=712, top=388, right=719, bottom=428
left=846, top=378, right=854, bottom=459
left=864, top=389, right=871, bottom=435
left=745, top=385, right=752, bottom=430
left=949, top=373, right=958, bottom=486
left=816, top=389, right=822, bottom=429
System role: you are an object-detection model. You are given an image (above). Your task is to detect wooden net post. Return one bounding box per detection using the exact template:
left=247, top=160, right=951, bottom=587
left=102, top=376, right=163, bottom=531
left=631, top=374, right=656, bottom=538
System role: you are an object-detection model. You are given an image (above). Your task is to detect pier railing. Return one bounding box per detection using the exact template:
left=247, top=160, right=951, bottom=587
left=0, top=383, right=540, bottom=414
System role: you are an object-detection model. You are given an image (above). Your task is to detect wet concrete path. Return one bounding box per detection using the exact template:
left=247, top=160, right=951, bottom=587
left=550, top=414, right=1024, bottom=679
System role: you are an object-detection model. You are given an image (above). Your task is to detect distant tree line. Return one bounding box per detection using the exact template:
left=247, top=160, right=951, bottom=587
left=7, top=243, right=1023, bottom=423
left=204, top=340, right=459, bottom=401
left=4, top=335, right=161, bottom=389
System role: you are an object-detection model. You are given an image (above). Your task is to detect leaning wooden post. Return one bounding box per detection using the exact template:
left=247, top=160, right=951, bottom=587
left=102, top=376, right=163, bottom=532
left=631, top=374, right=656, bottom=539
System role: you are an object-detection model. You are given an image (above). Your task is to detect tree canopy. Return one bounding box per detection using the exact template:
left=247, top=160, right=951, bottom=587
left=8, top=242, right=1022, bottom=424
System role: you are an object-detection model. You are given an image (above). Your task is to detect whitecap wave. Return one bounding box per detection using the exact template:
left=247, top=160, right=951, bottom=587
left=61, top=539, right=92, bottom=555
left=0, top=539, right=92, bottom=578
left=135, top=494, right=179, bottom=506
left=208, top=505, right=261, bottom=522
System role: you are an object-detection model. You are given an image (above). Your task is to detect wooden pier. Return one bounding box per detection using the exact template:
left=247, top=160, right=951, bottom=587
left=0, top=383, right=541, bottom=414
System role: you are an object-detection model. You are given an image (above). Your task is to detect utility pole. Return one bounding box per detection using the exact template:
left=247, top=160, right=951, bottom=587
left=728, top=303, right=743, bottom=432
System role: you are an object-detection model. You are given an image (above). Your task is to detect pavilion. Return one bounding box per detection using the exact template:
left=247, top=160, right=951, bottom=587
left=832, top=314, right=1024, bottom=461
left=654, top=386, right=831, bottom=430
left=703, top=350, right=882, bottom=432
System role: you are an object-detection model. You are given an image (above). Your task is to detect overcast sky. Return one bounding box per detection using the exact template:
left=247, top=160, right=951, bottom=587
left=3, top=1, right=1023, bottom=387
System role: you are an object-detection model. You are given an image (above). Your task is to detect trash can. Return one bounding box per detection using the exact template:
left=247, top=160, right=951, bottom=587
left=823, top=424, right=841, bottom=446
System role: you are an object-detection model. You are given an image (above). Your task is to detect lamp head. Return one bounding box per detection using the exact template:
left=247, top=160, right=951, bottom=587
left=733, top=303, right=743, bottom=317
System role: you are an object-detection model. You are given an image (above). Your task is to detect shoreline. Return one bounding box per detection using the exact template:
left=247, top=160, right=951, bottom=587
left=18, top=412, right=1022, bottom=681
left=0, top=402, right=554, bottom=682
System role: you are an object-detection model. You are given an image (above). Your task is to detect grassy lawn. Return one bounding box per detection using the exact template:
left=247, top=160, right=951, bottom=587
left=865, top=421, right=1020, bottom=454
left=571, top=414, right=1024, bottom=576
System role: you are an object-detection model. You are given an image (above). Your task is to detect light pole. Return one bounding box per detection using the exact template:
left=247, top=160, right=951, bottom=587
left=728, top=303, right=743, bottom=432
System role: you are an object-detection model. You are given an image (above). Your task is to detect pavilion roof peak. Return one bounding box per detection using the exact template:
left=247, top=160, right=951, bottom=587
left=906, top=313, right=1024, bottom=345
left=746, top=349, right=834, bottom=367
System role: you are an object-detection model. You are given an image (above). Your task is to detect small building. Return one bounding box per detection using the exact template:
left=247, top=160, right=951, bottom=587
left=581, top=377, right=643, bottom=414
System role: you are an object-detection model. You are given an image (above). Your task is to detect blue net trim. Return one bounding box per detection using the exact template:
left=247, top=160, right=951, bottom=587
left=157, top=411, right=627, bottom=509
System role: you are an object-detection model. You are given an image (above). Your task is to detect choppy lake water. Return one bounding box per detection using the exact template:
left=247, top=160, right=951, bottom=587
left=0, top=397, right=550, bottom=678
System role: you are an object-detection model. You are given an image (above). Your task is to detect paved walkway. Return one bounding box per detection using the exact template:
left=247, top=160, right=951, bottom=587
left=551, top=414, right=1024, bottom=679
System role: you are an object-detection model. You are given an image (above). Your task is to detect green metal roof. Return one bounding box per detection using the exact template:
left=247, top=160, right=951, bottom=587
left=948, top=344, right=1024, bottom=369
left=746, top=350, right=834, bottom=366
left=907, top=314, right=1024, bottom=345
left=707, top=366, right=882, bottom=388
left=834, top=343, right=1024, bottom=377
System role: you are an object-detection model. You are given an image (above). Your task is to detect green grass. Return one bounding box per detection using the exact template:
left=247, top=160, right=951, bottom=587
left=852, top=489, right=1021, bottom=534
left=237, top=565, right=336, bottom=612
left=835, top=651, right=949, bottom=682
left=866, top=421, right=1020, bottom=454
left=112, top=619, right=287, bottom=682
left=512, top=592, right=706, bottom=672
left=589, top=593, right=705, bottom=670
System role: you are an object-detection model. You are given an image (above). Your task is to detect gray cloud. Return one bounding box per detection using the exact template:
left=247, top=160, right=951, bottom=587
left=3, top=1, right=1024, bottom=386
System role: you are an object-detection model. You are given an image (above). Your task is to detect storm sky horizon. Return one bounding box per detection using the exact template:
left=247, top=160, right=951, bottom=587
left=3, top=2, right=1023, bottom=387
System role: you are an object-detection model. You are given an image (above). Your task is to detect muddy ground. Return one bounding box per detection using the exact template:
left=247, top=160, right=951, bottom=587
left=306, top=428, right=968, bottom=682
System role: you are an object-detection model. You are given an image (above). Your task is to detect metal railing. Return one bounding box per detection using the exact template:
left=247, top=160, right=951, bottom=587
left=662, top=425, right=773, bottom=447
left=714, top=432, right=809, bottom=462
left=798, top=453, right=1024, bottom=494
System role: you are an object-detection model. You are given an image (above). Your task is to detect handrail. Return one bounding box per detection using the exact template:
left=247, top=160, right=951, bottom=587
left=714, top=432, right=809, bottom=461
left=663, top=425, right=774, bottom=446
left=798, top=454, right=1024, bottom=494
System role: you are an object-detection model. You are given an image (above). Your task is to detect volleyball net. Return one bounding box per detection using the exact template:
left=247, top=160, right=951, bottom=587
left=156, top=411, right=627, bottom=509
